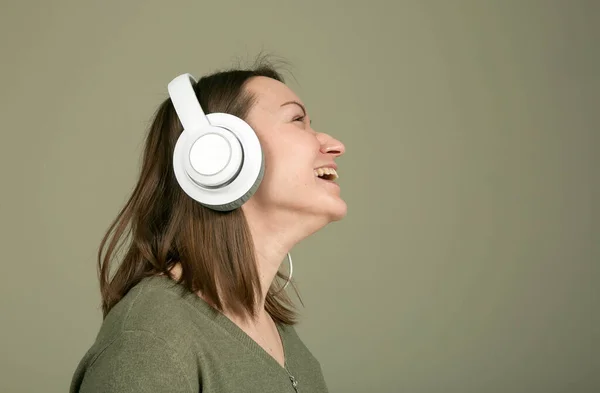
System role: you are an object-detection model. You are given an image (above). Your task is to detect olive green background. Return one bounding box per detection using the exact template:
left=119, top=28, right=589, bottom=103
left=1, top=1, right=597, bottom=392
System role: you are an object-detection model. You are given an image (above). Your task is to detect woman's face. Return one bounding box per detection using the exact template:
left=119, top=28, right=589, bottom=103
left=243, top=76, right=347, bottom=224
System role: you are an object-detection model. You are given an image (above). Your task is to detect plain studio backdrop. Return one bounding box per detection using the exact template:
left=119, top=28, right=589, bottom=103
left=0, top=1, right=597, bottom=392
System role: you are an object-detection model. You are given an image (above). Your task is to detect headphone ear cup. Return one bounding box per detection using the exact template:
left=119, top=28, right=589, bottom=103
left=172, top=112, right=264, bottom=211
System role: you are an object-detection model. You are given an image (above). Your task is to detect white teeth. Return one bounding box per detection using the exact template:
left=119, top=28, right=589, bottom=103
left=313, top=167, right=339, bottom=180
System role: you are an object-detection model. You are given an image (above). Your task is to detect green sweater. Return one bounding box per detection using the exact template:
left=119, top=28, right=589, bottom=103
left=70, top=275, right=329, bottom=393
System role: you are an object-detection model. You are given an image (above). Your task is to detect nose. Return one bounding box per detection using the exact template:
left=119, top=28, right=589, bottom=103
left=318, top=133, right=345, bottom=157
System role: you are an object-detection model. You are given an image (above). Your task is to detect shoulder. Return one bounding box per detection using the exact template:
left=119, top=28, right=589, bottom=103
left=71, top=276, right=210, bottom=393
left=72, top=329, right=196, bottom=393
left=99, top=275, right=217, bottom=342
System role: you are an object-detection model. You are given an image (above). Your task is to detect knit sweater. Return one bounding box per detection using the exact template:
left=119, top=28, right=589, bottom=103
left=70, top=275, right=329, bottom=393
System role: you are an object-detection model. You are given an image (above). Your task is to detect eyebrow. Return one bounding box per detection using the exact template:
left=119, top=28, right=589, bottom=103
left=280, top=101, right=312, bottom=124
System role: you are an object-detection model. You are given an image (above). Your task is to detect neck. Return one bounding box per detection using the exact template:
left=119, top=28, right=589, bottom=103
left=242, top=203, right=324, bottom=313
left=168, top=205, right=325, bottom=326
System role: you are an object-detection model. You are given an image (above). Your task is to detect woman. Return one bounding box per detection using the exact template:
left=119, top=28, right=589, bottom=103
left=70, top=61, right=346, bottom=393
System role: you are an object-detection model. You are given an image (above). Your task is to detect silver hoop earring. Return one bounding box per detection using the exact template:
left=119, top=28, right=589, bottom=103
left=273, top=252, right=293, bottom=294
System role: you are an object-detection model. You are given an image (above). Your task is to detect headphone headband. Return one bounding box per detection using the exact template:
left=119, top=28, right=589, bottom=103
left=167, top=73, right=210, bottom=130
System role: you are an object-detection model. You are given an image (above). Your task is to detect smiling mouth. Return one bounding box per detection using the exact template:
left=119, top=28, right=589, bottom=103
left=314, top=167, right=339, bottom=181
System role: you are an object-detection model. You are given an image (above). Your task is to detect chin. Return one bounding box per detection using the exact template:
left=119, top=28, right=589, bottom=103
left=326, top=199, right=348, bottom=222
left=332, top=207, right=348, bottom=222
left=302, top=200, right=347, bottom=230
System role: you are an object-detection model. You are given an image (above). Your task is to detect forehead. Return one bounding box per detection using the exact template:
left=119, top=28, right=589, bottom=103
left=245, top=76, right=302, bottom=110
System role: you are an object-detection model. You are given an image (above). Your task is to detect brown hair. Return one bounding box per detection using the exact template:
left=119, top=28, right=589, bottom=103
left=97, top=61, right=299, bottom=325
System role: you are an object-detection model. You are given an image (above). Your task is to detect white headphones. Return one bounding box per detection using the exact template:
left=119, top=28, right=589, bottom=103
left=167, top=73, right=264, bottom=211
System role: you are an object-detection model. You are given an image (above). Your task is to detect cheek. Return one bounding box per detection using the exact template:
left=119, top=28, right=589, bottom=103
left=260, top=151, right=314, bottom=194
left=262, top=133, right=316, bottom=162
left=257, top=129, right=321, bottom=185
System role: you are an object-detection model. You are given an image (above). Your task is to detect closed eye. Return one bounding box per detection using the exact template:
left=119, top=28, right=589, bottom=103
left=281, top=101, right=312, bottom=125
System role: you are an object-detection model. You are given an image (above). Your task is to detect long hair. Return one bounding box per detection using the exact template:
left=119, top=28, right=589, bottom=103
left=97, top=61, right=298, bottom=324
